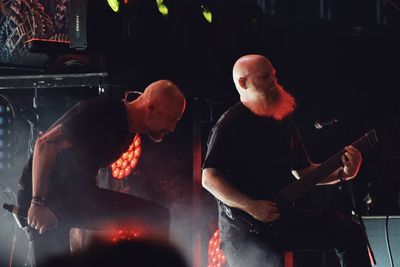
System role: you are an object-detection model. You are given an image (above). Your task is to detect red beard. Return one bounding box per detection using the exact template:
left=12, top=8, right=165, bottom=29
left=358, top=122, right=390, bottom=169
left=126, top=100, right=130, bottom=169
left=253, top=84, right=296, bottom=120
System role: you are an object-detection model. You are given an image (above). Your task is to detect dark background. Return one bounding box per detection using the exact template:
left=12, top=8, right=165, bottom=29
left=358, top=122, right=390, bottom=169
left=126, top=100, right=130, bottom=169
left=1, top=0, right=400, bottom=266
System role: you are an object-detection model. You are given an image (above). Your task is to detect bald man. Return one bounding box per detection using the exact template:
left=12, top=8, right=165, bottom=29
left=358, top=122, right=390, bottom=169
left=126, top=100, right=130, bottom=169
left=202, top=55, right=371, bottom=266
left=17, top=80, right=186, bottom=266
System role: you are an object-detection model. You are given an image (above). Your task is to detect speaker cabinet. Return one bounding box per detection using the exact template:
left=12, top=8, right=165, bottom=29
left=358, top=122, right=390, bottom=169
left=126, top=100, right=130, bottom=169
left=363, top=216, right=400, bottom=267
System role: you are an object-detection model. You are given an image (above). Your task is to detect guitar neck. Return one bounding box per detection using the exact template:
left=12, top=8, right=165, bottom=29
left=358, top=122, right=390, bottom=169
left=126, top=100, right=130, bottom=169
left=277, top=130, right=378, bottom=203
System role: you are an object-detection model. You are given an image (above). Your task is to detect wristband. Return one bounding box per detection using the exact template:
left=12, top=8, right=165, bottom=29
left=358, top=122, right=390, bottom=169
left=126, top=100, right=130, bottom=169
left=31, top=196, right=46, bottom=206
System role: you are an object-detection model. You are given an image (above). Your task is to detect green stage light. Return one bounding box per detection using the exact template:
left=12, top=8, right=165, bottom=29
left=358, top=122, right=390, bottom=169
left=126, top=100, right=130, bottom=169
left=201, top=5, right=212, bottom=23
left=107, top=0, right=120, bottom=12
left=156, top=0, right=169, bottom=17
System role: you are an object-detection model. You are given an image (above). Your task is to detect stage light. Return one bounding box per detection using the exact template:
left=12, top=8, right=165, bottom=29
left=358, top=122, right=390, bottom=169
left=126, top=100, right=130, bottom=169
left=156, top=0, right=169, bottom=17
left=110, top=134, right=142, bottom=180
left=201, top=5, right=213, bottom=23
left=111, top=229, right=140, bottom=242
left=107, top=0, right=120, bottom=13
left=208, top=229, right=226, bottom=267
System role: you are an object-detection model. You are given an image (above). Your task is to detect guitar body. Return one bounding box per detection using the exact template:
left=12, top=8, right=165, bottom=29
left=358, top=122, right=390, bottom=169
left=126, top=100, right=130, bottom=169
left=220, top=130, right=379, bottom=237
left=220, top=195, right=306, bottom=239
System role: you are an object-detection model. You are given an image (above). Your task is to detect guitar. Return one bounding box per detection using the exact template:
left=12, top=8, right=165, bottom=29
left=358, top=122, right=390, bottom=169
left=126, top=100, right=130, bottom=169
left=221, top=129, right=379, bottom=234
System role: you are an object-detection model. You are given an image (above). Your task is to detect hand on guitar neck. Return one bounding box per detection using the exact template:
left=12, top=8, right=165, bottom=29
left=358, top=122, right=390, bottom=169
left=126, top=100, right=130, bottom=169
left=282, top=129, right=378, bottom=203
left=341, top=145, right=362, bottom=180
left=315, top=145, right=363, bottom=185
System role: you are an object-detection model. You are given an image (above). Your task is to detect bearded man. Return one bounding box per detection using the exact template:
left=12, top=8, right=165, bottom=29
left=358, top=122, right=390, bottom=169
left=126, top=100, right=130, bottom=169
left=202, top=55, right=371, bottom=267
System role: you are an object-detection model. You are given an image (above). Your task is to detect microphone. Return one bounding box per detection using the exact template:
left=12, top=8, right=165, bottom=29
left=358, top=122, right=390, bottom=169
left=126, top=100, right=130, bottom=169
left=314, top=118, right=339, bottom=129
left=3, top=203, right=28, bottom=228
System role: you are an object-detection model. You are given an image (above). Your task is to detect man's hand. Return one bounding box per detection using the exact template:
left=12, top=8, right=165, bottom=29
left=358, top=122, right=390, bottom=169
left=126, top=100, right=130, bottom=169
left=342, top=146, right=362, bottom=180
left=27, top=204, right=58, bottom=234
left=247, top=200, right=280, bottom=223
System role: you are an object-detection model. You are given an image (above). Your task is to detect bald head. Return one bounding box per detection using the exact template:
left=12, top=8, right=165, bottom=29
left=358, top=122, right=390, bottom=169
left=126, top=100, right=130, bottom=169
left=231, top=54, right=296, bottom=119
left=135, top=80, right=186, bottom=142
left=233, top=54, right=275, bottom=94
left=143, top=80, right=185, bottom=109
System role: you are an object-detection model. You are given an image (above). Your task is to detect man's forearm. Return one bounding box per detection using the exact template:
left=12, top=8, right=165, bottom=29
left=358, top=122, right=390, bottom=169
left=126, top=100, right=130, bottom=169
left=202, top=168, right=280, bottom=223
left=293, top=163, right=343, bottom=185
left=202, top=168, right=254, bottom=212
left=32, top=137, right=58, bottom=197
left=319, top=168, right=343, bottom=185
left=295, top=146, right=362, bottom=185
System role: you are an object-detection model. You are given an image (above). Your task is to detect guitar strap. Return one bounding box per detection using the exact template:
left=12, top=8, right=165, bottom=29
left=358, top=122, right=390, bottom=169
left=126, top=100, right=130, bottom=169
left=217, top=199, right=234, bottom=220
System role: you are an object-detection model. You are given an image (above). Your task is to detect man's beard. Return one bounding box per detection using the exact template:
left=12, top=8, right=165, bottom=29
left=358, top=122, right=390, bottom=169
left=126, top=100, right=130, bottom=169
left=253, top=84, right=296, bottom=120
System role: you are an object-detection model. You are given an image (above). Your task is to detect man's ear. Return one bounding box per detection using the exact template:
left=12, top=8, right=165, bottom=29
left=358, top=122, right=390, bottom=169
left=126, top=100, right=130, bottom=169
left=238, top=77, right=248, bottom=89
left=147, top=100, right=156, bottom=117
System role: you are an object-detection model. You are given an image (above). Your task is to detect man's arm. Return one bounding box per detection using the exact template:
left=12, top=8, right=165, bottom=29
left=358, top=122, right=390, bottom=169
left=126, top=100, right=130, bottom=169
left=32, top=124, right=72, bottom=197
left=28, top=124, right=72, bottom=234
left=292, top=146, right=362, bottom=185
left=202, top=168, right=280, bottom=223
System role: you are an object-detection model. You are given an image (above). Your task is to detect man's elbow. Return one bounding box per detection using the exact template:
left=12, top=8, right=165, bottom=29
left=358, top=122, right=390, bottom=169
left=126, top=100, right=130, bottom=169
left=34, top=135, right=68, bottom=154
left=201, top=168, right=216, bottom=191
left=201, top=169, right=209, bottom=189
left=34, top=136, right=48, bottom=151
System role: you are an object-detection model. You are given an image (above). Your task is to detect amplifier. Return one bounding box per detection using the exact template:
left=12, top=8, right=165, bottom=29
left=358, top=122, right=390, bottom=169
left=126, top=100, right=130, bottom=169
left=363, top=216, right=400, bottom=267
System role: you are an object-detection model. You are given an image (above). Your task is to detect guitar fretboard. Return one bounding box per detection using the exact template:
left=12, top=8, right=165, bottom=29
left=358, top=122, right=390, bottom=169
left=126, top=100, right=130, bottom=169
left=277, top=130, right=378, bottom=203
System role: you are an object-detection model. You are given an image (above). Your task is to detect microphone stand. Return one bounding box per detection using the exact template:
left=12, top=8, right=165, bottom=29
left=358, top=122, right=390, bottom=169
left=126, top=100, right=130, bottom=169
left=338, top=168, right=376, bottom=266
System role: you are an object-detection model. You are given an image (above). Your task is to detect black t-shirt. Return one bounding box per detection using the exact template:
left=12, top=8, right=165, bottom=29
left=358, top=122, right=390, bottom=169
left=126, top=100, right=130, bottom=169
left=56, top=96, right=134, bottom=170
left=203, top=102, right=311, bottom=240
left=20, top=96, right=134, bottom=200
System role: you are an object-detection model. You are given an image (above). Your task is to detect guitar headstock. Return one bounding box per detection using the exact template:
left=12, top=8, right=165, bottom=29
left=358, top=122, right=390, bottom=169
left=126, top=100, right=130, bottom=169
left=365, top=129, right=379, bottom=147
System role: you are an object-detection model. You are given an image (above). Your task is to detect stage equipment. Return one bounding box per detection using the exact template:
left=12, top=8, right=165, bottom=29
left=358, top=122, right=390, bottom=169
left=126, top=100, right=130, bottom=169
left=363, top=216, right=400, bottom=267
left=110, top=134, right=142, bottom=180
left=0, top=0, right=70, bottom=66
left=0, top=94, right=15, bottom=174
left=69, top=0, right=124, bottom=52
left=0, top=73, right=108, bottom=91
left=25, top=38, right=70, bottom=54
left=208, top=229, right=226, bottom=267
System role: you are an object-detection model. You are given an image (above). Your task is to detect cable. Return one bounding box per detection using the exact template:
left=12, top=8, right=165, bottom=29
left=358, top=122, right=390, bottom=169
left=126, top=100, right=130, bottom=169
left=384, top=215, right=394, bottom=267
left=9, top=223, right=17, bottom=267
left=124, top=91, right=142, bottom=102
left=1, top=184, right=17, bottom=267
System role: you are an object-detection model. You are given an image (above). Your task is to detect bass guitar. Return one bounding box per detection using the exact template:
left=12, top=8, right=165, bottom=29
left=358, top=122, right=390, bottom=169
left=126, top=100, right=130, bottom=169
left=220, top=129, right=379, bottom=235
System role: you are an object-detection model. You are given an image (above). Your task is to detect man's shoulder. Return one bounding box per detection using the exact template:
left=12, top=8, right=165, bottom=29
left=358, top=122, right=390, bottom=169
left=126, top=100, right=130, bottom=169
left=214, top=102, right=246, bottom=129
